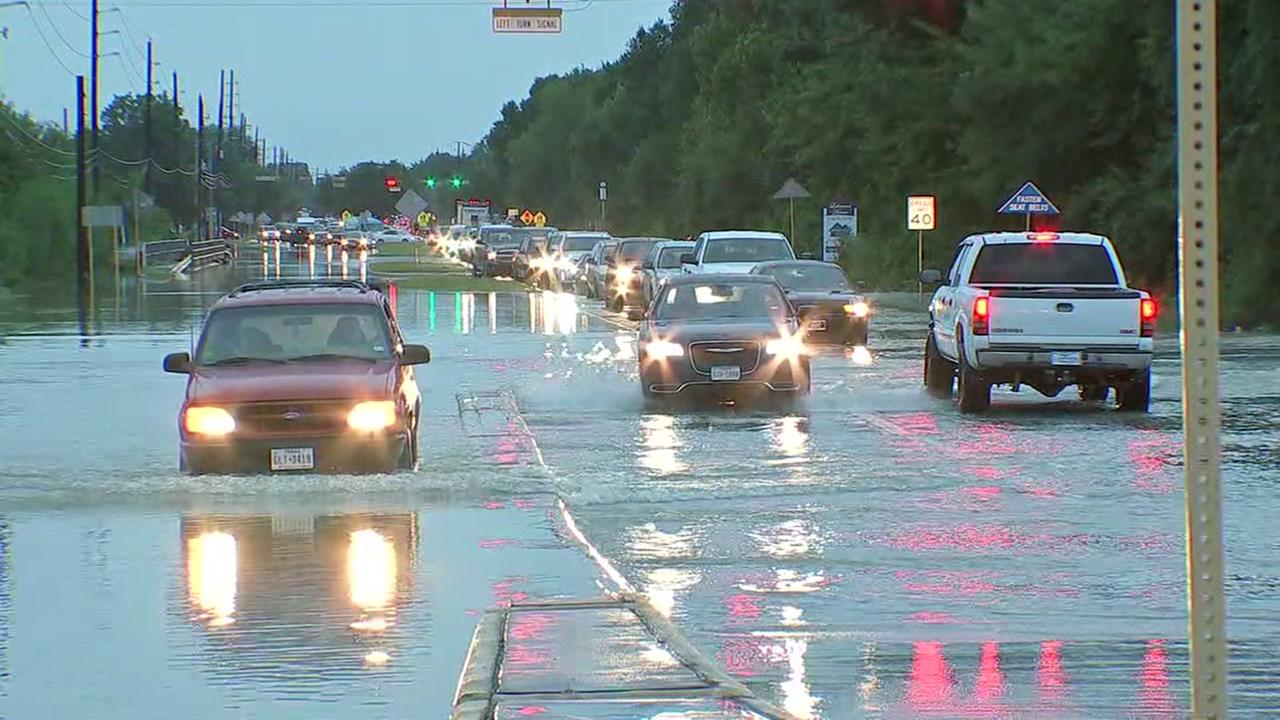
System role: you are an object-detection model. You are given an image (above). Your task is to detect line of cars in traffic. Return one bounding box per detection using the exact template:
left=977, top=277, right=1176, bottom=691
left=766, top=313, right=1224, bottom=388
left=256, top=219, right=419, bottom=252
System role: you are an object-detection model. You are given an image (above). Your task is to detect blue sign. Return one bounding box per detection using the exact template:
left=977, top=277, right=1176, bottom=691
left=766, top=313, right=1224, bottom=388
left=998, top=182, right=1060, bottom=215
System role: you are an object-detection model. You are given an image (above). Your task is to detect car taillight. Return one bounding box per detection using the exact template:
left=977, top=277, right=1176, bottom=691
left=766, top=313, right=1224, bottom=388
left=1140, top=298, right=1157, bottom=337
left=972, top=297, right=990, bottom=336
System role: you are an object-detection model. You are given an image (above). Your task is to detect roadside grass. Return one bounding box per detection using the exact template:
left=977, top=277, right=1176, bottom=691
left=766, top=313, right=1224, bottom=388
left=370, top=260, right=462, bottom=274
left=374, top=242, right=431, bottom=257
left=384, top=275, right=528, bottom=292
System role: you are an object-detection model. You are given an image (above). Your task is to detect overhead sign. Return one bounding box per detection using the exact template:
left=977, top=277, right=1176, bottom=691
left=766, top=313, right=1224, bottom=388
left=507, top=207, right=520, bottom=220
left=520, top=209, right=535, bottom=225
left=907, top=195, right=937, bottom=230
left=395, top=190, right=429, bottom=218
left=998, top=181, right=1059, bottom=215
left=81, top=205, right=123, bottom=228
left=254, top=175, right=279, bottom=182
left=821, top=201, right=857, bottom=263
left=533, top=211, right=547, bottom=227
left=493, top=7, right=562, bottom=34
left=331, top=176, right=347, bottom=189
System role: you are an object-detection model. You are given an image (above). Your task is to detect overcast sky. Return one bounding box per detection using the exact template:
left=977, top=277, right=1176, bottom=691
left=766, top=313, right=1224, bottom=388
left=2, top=0, right=670, bottom=170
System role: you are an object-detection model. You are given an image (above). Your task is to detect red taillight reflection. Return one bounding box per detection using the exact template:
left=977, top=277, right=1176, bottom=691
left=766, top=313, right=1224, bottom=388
left=1140, top=298, right=1157, bottom=337
left=973, top=297, right=990, bottom=336
left=1028, top=232, right=1059, bottom=243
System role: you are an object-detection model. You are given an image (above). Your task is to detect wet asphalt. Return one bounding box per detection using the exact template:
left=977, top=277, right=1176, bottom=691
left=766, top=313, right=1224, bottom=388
left=0, top=245, right=1278, bottom=719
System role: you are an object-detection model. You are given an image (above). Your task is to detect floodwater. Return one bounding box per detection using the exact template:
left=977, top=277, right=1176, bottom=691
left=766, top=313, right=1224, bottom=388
left=1, top=246, right=1278, bottom=718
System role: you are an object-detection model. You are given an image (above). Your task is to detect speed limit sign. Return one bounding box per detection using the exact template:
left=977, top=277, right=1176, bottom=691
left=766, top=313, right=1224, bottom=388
left=907, top=195, right=936, bottom=231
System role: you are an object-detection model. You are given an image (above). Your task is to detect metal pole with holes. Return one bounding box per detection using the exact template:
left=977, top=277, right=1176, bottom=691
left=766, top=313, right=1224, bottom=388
left=1177, top=0, right=1229, bottom=717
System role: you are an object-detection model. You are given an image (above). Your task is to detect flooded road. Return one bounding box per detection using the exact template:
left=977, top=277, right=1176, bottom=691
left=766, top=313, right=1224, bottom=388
left=1, top=247, right=1278, bottom=718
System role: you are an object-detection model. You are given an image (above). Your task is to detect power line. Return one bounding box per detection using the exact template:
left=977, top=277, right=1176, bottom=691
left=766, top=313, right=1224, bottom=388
left=59, top=0, right=656, bottom=6
left=61, top=0, right=89, bottom=20
left=21, top=5, right=80, bottom=74
left=106, top=5, right=148, bottom=59
left=37, top=0, right=90, bottom=57
left=0, top=111, right=77, bottom=155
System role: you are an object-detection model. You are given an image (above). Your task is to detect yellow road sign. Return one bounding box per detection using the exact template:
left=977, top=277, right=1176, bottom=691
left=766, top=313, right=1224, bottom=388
left=416, top=211, right=431, bottom=227
left=341, top=210, right=352, bottom=222
left=533, top=211, right=547, bottom=227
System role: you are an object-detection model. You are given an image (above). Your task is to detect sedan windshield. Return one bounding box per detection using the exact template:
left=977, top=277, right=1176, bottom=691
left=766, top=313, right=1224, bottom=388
left=703, top=237, right=794, bottom=263
left=196, top=304, right=393, bottom=365
left=760, top=264, right=850, bottom=291
left=654, top=282, right=790, bottom=322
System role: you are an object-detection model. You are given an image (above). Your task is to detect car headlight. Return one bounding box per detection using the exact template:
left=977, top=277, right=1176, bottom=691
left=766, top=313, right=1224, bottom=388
left=347, top=401, right=397, bottom=431
left=845, top=301, right=870, bottom=318
left=645, top=339, right=684, bottom=359
left=487, top=251, right=496, bottom=260
left=184, top=406, right=236, bottom=436
left=614, top=265, right=635, bottom=285
left=765, top=335, right=808, bottom=358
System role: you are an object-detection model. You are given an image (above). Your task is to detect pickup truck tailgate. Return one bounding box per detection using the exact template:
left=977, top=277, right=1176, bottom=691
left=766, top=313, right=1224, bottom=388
left=987, top=288, right=1142, bottom=346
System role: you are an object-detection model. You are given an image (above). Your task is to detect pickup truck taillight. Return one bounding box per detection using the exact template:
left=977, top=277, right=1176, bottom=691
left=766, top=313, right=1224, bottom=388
left=1140, top=298, right=1157, bottom=337
left=972, top=297, right=990, bottom=336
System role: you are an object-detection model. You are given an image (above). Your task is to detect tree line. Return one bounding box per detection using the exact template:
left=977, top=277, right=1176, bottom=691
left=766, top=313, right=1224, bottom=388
left=440, top=0, right=1276, bottom=328
left=0, top=94, right=311, bottom=289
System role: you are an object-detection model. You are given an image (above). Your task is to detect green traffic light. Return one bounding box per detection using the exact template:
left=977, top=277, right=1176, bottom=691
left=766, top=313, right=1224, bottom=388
left=426, top=177, right=437, bottom=188
left=450, top=176, right=463, bottom=189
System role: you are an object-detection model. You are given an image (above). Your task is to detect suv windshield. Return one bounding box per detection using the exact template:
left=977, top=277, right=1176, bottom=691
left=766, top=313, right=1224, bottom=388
left=563, top=235, right=607, bottom=252
left=617, top=240, right=659, bottom=263
left=196, top=304, right=394, bottom=365
left=657, top=246, right=690, bottom=269
left=970, top=243, right=1118, bottom=285
left=703, top=237, right=794, bottom=263
left=654, top=282, right=790, bottom=322
left=760, top=264, right=850, bottom=291
left=481, top=228, right=519, bottom=248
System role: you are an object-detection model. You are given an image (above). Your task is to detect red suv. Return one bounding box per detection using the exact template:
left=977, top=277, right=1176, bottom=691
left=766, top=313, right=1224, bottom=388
left=163, top=279, right=430, bottom=474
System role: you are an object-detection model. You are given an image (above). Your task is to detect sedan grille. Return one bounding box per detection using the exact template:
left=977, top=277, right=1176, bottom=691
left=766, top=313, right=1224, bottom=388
left=689, top=341, right=760, bottom=375
left=233, top=400, right=351, bottom=435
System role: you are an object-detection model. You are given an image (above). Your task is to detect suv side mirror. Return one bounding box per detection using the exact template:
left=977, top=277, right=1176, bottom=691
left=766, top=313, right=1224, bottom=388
left=400, top=344, right=431, bottom=365
left=642, top=259, right=654, bottom=270
left=919, top=269, right=944, bottom=285
left=680, top=253, right=696, bottom=265
left=163, top=352, right=191, bottom=374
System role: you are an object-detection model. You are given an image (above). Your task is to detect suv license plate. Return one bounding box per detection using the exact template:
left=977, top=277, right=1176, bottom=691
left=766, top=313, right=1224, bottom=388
left=1050, top=351, right=1084, bottom=366
left=807, top=319, right=828, bottom=331
left=711, top=366, right=742, bottom=382
left=270, top=447, right=315, bottom=471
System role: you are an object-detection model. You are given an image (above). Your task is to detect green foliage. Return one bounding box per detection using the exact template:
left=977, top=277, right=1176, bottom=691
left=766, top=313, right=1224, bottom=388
left=426, top=0, right=1279, bottom=327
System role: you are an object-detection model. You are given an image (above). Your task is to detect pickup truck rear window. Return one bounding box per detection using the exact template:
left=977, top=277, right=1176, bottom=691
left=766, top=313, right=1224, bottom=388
left=969, top=243, right=1118, bottom=285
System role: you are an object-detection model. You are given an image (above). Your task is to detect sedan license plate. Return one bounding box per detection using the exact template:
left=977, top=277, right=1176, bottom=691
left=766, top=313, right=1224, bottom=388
left=270, top=447, right=315, bottom=471
left=1049, top=351, right=1084, bottom=367
left=806, top=319, right=828, bottom=331
left=711, top=365, right=742, bottom=382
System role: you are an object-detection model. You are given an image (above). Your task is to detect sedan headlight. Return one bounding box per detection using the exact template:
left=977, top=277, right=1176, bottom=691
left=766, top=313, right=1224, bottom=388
left=614, top=265, right=636, bottom=285
left=765, top=335, right=808, bottom=358
left=347, top=401, right=398, bottom=431
left=185, top=406, right=236, bottom=436
left=845, top=301, right=870, bottom=318
left=645, top=339, right=685, bottom=359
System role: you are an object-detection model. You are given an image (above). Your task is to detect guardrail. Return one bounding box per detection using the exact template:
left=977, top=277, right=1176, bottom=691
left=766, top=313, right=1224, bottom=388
left=141, top=238, right=236, bottom=276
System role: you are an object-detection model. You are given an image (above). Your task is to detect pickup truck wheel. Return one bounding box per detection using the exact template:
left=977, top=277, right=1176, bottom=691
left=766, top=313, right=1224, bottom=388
left=1117, top=370, right=1151, bottom=412
left=956, top=338, right=991, bottom=413
left=924, top=333, right=956, bottom=397
left=397, top=412, right=419, bottom=470
left=1079, top=384, right=1110, bottom=403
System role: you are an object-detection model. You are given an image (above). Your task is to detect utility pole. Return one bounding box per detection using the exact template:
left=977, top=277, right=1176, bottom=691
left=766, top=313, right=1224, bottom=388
left=144, top=39, right=153, bottom=195
left=62, top=107, right=68, bottom=135
left=196, top=94, right=204, bottom=241
left=216, top=68, right=225, bottom=167
left=90, top=0, right=100, bottom=196
left=171, top=71, right=178, bottom=112
left=226, top=69, right=235, bottom=149
left=75, top=76, right=89, bottom=293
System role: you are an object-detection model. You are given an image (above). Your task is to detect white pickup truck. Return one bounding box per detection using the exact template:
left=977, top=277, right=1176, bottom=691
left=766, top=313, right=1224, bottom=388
left=680, top=230, right=796, bottom=275
left=921, top=231, right=1157, bottom=413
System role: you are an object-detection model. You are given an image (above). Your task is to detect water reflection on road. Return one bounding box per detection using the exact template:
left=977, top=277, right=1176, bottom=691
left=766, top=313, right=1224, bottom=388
left=0, top=248, right=1278, bottom=718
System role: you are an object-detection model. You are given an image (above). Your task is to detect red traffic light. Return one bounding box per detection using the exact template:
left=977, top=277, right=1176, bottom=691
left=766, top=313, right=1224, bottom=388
left=384, top=176, right=401, bottom=191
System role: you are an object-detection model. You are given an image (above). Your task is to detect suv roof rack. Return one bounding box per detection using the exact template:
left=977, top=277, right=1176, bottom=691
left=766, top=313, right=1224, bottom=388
left=227, top=278, right=389, bottom=296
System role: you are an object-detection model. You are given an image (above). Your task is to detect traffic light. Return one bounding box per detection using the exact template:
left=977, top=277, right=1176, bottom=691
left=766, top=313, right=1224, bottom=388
left=385, top=176, right=401, bottom=192
left=425, top=176, right=437, bottom=189
left=450, top=176, right=464, bottom=189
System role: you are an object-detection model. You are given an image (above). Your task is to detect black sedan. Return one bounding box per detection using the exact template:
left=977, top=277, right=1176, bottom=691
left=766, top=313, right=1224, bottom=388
left=637, top=275, right=811, bottom=401
left=751, top=260, right=870, bottom=345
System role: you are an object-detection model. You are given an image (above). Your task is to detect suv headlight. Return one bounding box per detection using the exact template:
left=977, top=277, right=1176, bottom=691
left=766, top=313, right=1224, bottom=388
left=844, top=301, right=870, bottom=318
left=185, top=406, right=236, bottom=436
left=348, top=401, right=397, bottom=431
left=645, top=340, right=684, bottom=359
left=765, top=335, right=808, bottom=358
